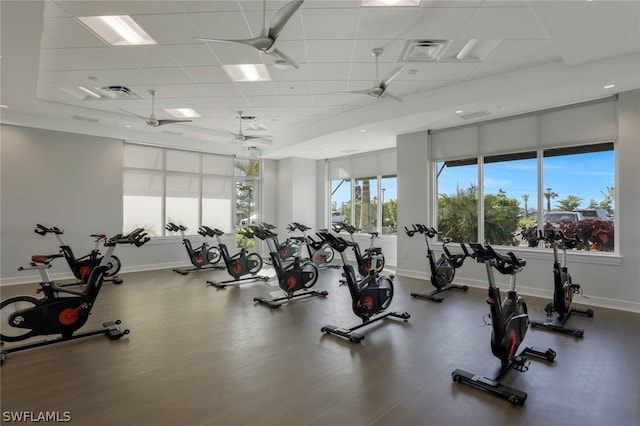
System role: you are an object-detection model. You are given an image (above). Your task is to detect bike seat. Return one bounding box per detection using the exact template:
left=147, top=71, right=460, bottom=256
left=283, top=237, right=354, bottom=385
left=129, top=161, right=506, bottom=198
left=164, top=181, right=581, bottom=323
left=31, top=253, right=64, bottom=264
left=369, top=232, right=379, bottom=238
left=90, top=233, right=107, bottom=239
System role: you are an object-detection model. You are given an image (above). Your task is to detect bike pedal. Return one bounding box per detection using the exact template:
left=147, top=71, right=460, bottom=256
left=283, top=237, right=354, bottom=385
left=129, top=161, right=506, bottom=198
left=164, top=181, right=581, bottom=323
left=511, top=356, right=530, bottom=372
left=571, top=284, right=581, bottom=293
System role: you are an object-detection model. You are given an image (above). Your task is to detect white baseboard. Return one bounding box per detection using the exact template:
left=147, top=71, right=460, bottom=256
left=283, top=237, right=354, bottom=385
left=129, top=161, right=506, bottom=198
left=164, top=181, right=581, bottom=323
left=395, top=270, right=640, bottom=313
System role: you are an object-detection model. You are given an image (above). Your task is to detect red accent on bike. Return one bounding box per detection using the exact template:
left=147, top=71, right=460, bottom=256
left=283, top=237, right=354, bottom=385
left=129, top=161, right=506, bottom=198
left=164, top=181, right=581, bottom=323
left=58, top=306, right=81, bottom=326
left=315, top=254, right=323, bottom=262
left=233, top=263, right=242, bottom=273
left=79, top=266, right=91, bottom=280
left=363, top=296, right=374, bottom=311
left=287, top=277, right=297, bottom=291
left=364, top=260, right=371, bottom=273
left=507, top=330, right=517, bottom=360
left=195, top=253, right=204, bottom=262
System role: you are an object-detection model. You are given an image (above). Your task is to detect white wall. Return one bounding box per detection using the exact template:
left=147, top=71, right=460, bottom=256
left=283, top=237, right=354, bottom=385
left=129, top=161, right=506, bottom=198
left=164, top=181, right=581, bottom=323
left=396, top=90, right=640, bottom=312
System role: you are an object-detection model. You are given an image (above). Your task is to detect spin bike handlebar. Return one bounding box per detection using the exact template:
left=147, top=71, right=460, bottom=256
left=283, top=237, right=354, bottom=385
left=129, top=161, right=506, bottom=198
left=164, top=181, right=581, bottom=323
left=467, top=243, right=525, bottom=274
left=109, top=228, right=150, bottom=247
left=318, top=232, right=349, bottom=253
left=35, top=224, right=64, bottom=236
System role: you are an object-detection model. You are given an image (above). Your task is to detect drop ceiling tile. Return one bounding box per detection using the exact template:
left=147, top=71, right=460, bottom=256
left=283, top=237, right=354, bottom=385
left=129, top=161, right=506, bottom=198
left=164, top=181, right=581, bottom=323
left=351, top=40, right=405, bottom=62
left=52, top=1, right=126, bottom=17
left=43, top=17, right=107, bottom=48
left=236, top=82, right=278, bottom=97
left=458, top=6, right=533, bottom=39
left=509, top=11, right=550, bottom=40
left=355, top=8, right=418, bottom=39
left=133, top=13, right=198, bottom=45
left=306, top=40, right=355, bottom=63
left=484, top=39, right=553, bottom=63
left=163, top=44, right=224, bottom=67
left=302, top=8, right=359, bottom=39
left=406, top=7, right=478, bottom=40
left=199, top=83, right=243, bottom=98
left=183, top=66, right=229, bottom=84
left=309, top=63, right=351, bottom=81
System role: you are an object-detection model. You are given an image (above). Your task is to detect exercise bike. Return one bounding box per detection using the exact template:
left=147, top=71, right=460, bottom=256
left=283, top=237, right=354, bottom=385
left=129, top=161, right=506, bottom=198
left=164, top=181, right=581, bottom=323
left=165, top=222, right=223, bottom=275
left=529, top=230, right=594, bottom=337
left=250, top=225, right=327, bottom=309
left=205, top=227, right=269, bottom=289
left=332, top=222, right=385, bottom=277
left=35, top=224, right=123, bottom=285
left=1, top=228, right=149, bottom=364
left=405, top=224, right=469, bottom=302
left=452, top=243, right=556, bottom=406
left=292, top=222, right=339, bottom=269
left=319, top=230, right=410, bottom=343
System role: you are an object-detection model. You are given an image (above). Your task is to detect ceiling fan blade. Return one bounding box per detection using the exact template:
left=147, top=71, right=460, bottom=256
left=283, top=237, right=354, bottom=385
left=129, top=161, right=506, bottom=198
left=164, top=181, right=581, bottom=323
left=381, top=66, right=405, bottom=87
left=243, top=135, right=272, bottom=140
left=157, top=119, right=193, bottom=126
left=382, top=92, right=403, bottom=102
left=219, top=128, right=240, bottom=138
left=329, top=88, right=376, bottom=95
left=195, top=37, right=266, bottom=50
left=268, top=0, right=304, bottom=41
left=271, top=47, right=300, bottom=69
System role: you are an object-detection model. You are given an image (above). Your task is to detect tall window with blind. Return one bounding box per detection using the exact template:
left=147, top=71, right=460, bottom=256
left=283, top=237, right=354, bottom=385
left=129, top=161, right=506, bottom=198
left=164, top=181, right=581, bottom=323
left=123, top=143, right=236, bottom=236
left=431, top=98, right=617, bottom=253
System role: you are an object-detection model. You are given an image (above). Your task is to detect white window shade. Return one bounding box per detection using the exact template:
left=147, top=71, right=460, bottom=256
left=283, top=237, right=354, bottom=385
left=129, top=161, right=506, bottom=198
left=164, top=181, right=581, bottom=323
left=166, top=150, right=200, bottom=173
left=479, top=115, right=538, bottom=154
left=203, top=154, right=234, bottom=175
left=203, top=176, right=232, bottom=198
left=123, top=144, right=163, bottom=169
left=431, top=126, right=478, bottom=161
left=123, top=170, right=163, bottom=196
left=328, top=149, right=396, bottom=179
left=539, top=99, right=617, bottom=147
left=166, top=173, right=200, bottom=198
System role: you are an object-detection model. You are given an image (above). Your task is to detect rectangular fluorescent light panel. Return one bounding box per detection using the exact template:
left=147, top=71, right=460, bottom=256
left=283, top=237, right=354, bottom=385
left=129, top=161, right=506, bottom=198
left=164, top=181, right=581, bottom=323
left=223, top=64, right=271, bottom=82
left=362, top=0, right=421, bottom=6
left=77, top=15, right=156, bottom=46
left=165, top=108, right=201, bottom=118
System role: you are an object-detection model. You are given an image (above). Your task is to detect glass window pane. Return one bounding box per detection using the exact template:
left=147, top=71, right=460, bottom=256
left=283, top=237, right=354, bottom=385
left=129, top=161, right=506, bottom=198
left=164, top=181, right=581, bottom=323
left=437, top=159, right=478, bottom=243
left=354, top=177, right=378, bottom=233
left=543, top=143, right=614, bottom=252
left=331, top=179, right=351, bottom=226
left=234, top=159, right=259, bottom=178
left=483, top=152, right=537, bottom=246
left=203, top=176, right=233, bottom=233
left=123, top=170, right=163, bottom=196
left=381, top=175, right=397, bottom=235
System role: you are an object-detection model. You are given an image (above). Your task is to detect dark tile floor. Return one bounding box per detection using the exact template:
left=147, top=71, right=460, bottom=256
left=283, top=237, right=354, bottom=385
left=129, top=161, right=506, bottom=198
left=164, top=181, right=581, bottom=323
left=1, top=265, right=639, bottom=425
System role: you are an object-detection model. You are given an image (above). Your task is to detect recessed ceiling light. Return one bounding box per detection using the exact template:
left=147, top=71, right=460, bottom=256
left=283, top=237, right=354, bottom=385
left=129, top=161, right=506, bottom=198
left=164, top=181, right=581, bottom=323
left=77, top=15, right=156, bottom=46
left=125, top=125, right=132, bottom=128
left=456, top=110, right=464, bottom=114
left=603, top=84, right=616, bottom=89
left=165, top=108, right=201, bottom=118
left=360, top=129, right=367, bottom=132
left=78, top=86, right=101, bottom=99
left=223, top=64, right=271, bottom=82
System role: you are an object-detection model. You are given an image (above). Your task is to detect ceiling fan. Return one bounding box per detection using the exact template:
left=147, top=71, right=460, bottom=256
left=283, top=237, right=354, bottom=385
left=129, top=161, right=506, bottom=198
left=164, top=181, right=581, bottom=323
left=221, top=111, right=272, bottom=144
left=120, top=90, right=192, bottom=127
left=330, top=48, right=405, bottom=102
left=196, top=0, right=304, bottom=69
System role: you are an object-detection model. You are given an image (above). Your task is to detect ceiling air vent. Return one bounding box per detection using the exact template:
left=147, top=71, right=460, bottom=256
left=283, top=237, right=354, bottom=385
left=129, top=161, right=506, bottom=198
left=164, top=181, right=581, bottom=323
left=459, top=110, right=491, bottom=120
left=97, top=85, right=140, bottom=99
left=399, top=39, right=450, bottom=62
left=162, top=130, right=183, bottom=136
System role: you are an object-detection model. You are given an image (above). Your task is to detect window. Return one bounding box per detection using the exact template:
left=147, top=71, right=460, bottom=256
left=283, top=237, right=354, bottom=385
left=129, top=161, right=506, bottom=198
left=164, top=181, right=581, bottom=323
left=331, top=179, right=351, bottom=224
left=123, top=143, right=236, bottom=236
left=234, top=158, right=260, bottom=248
left=483, top=152, right=537, bottom=246
left=436, top=159, right=478, bottom=244
left=543, top=143, right=614, bottom=251
left=435, top=144, right=615, bottom=252
left=330, top=175, right=397, bottom=235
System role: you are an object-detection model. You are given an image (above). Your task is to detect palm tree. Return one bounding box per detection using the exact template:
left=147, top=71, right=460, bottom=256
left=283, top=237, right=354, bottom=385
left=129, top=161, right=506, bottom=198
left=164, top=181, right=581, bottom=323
left=522, top=194, right=529, bottom=218
left=544, top=188, right=558, bottom=212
